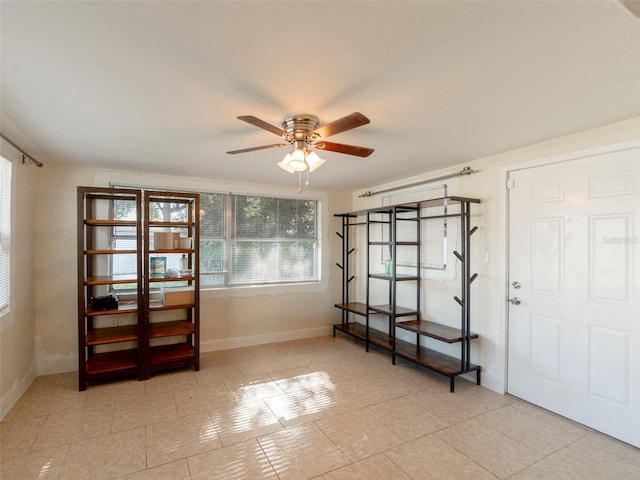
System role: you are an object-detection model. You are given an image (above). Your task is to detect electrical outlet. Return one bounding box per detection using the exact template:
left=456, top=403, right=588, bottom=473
left=110, top=317, right=118, bottom=328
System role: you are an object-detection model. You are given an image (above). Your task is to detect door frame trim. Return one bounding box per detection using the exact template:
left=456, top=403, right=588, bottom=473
left=498, top=139, right=640, bottom=394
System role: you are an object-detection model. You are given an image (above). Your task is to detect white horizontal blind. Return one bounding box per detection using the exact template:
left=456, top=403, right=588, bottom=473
left=199, top=192, right=225, bottom=287
left=231, top=195, right=318, bottom=284
left=0, top=157, right=11, bottom=312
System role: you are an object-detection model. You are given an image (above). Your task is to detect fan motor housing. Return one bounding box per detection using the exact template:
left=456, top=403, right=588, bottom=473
left=282, top=114, right=320, bottom=140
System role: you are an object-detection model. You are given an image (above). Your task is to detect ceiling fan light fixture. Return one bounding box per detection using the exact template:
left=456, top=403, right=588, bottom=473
left=288, top=148, right=308, bottom=171
left=305, top=151, right=325, bottom=172
left=277, top=154, right=296, bottom=173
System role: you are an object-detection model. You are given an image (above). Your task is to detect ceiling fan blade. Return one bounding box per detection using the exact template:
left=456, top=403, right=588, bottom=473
left=237, top=115, right=287, bottom=137
left=314, top=141, right=374, bottom=157
left=310, top=112, right=370, bottom=139
left=226, top=143, right=288, bottom=154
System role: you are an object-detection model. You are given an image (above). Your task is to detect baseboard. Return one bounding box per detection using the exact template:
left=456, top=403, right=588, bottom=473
left=1, top=357, right=37, bottom=420
left=200, top=326, right=332, bottom=353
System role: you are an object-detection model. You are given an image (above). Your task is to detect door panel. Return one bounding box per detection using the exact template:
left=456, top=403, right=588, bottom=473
left=507, top=146, right=640, bottom=447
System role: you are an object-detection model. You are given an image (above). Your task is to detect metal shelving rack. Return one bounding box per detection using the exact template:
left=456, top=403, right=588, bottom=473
left=333, top=196, right=481, bottom=392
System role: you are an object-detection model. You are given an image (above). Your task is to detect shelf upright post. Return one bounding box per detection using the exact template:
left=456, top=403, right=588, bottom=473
left=390, top=207, right=397, bottom=364
left=365, top=211, right=371, bottom=352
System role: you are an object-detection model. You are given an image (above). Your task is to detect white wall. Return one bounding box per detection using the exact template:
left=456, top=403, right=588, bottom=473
left=351, top=116, right=640, bottom=393
left=34, top=164, right=350, bottom=375
left=0, top=140, right=38, bottom=419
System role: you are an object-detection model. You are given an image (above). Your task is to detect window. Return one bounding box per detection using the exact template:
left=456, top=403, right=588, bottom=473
left=229, top=194, right=318, bottom=285
left=111, top=189, right=320, bottom=288
left=0, top=156, right=11, bottom=312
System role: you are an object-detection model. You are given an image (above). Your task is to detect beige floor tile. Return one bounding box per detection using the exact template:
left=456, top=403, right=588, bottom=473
left=435, top=418, right=543, bottom=478
left=188, top=438, right=278, bottom=479
left=323, top=453, right=412, bottom=480
left=210, top=399, right=284, bottom=446
left=10, top=388, right=87, bottom=420
left=354, top=370, right=440, bottom=402
left=84, top=377, right=146, bottom=407
left=510, top=433, right=640, bottom=480
left=173, top=382, right=236, bottom=417
left=316, top=409, right=404, bottom=462
left=31, top=405, right=114, bottom=451
left=143, top=369, right=198, bottom=396
left=386, top=435, right=498, bottom=479
left=237, top=357, right=287, bottom=377
left=146, top=411, right=221, bottom=467
left=454, top=380, right=516, bottom=410
left=268, top=366, right=334, bottom=394
left=406, top=386, right=489, bottom=424
left=59, top=427, right=146, bottom=480
left=194, top=363, right=246, bottom=386
left=475, top=403, right=586, bottom=455
left=258, top=422, right=350, bottom=480
left=120, top=459, right=191, bottom=480
left=323, top=380, right=384, bottom=415
left=224, top=374, right=287, bottom=403
left=364, top=395, right=449, bottom=441
left=111, top=393, right=177, bottom=432
left=0, top=444, right=68, bottom=479
left=509, top=399, right=590, bottom=437
left=264, top=389, right=338, bottom=427
left=0, top=415, right=46, bottom=458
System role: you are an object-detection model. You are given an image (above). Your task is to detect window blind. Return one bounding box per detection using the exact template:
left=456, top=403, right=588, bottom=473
left=0, top=157, right=12, bottom=312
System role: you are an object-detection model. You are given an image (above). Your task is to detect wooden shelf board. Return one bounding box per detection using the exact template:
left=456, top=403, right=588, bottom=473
left=85, top=249, right=138, bottom=255
left=334, top=322, right=393, bottom=351
left=85, top=305, right=138, bottom=317
left=86, top=325, right=139, bottom=345
left=149, top=248, right=194, bottom=254
left=148, top=277, right=193, bottom=283
left=335, top=302, right=369, bottom=316
left=85, top=275, right=138, bottom=286
left=369, top=304, right=418, bottom=317
left=149, top=301, right=194, bottom=311
left=149, top=343, right=195, bottom=366
left=395, top=342, right=480, bottom=377
left=148, top=221, right=193, bottom=228
left=86, top=349, right=138, bottom=375
left=148, top=320, right=195, bottom=338
left=84, top=219, right=137, bottom=227
left=395, top=320, right=478, bottom=343
left=334, top=322, right=480, bottom=377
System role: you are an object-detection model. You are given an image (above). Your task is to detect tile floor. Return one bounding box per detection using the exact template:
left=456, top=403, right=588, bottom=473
left=1, top=335, right=639, bottom=479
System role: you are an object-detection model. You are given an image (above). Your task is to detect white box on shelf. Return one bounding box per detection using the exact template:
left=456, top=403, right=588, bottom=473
left=162, top=286, right=194, bottom=306
left=154, top=232, right=179, bottom=249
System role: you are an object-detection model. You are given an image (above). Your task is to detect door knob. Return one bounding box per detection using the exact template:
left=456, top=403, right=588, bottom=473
left=508, top=297, right=521, bottom=305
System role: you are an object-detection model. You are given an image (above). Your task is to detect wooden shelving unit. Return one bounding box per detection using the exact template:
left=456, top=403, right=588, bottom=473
left=77, top=187, right=200, bottom=390
left=333, top=196, right=481, bottom=392
left=143, top=190, right=200, bottom=377
left=77, top=187, right=143, bottom=391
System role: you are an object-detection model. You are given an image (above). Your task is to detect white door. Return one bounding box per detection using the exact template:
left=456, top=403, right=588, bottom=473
left=507, top=145, right=640, bottom=447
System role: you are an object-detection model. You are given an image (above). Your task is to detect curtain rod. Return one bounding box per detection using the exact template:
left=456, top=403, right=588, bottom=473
left=358, top=166, right=475, bottom=198
left=0, top=132, right=44, bottom=167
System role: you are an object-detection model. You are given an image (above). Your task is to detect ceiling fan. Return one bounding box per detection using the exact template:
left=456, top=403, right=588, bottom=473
left=226, top=112, right=374, bottom=189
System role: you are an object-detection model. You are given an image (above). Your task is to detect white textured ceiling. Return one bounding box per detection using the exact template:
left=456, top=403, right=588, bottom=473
left=1, top=1, right=639, bottom=190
